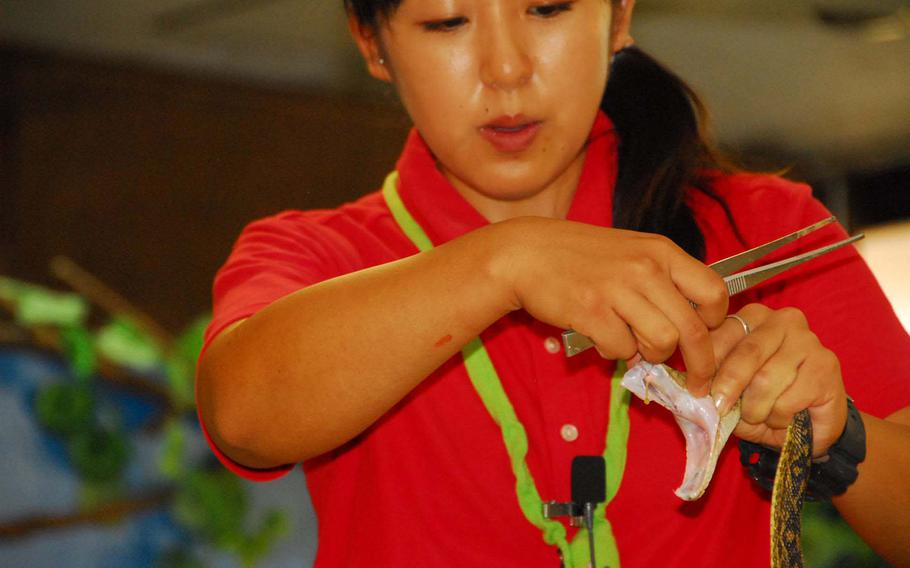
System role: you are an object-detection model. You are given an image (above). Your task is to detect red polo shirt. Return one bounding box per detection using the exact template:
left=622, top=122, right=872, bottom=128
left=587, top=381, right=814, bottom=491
left=199, top=112, right=910, bottom=567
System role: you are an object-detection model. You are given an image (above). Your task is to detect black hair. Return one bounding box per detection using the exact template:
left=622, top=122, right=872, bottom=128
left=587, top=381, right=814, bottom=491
left=603, top=46, right=741, bottom=259
left=344, top=0, right=741, bottom=260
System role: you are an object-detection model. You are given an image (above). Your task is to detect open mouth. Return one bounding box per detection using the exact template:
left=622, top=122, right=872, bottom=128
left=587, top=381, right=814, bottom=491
left=479, top=116, right=542, bottom=153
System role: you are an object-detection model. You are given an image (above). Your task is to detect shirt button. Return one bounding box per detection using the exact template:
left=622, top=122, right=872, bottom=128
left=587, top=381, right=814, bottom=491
left=544, top=336, right=561, bottom=354
left=560, top=424, right=579, bottom=442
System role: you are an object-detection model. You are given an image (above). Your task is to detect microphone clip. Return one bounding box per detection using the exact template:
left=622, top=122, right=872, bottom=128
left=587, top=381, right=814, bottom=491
left=541, top=500, right=585, bottom=527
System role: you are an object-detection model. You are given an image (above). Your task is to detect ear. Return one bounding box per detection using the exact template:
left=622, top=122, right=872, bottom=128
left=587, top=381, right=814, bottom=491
left=610, top=0, right=636, bottom=54
left=347, top=12, right=393, bottom=83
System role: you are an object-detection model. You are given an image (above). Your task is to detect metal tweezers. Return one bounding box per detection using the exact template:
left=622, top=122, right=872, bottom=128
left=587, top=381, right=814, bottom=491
left=562, top=216, right=864, bottom=357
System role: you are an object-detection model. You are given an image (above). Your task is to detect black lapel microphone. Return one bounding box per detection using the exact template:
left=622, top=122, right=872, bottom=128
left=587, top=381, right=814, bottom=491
left=571, top=456, right=606, bottom=568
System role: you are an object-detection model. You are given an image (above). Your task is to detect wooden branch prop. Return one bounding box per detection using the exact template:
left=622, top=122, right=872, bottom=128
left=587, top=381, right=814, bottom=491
left=0, top=488, right=173, bottom=539
left=0, top=303, right=175, bottom=419
left=49, top=256, right=174, bottom=349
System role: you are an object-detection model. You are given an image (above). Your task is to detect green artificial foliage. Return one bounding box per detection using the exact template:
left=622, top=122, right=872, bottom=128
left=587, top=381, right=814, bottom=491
left=159, top=418, right=186, bottom=481
left=165, top=316, right=210, bottom=411
left=176, top=316, right=209, bottom=363
left=237, top=510, right=292, bottom=568
left=171, top=468, right=293, bottom=567
left=78, top=479, right=127, bottom=511
left=34, top=383, right=95, bottom=435
left=60, top=325, right=97, bottom=382
left=173, top=470, right=247, bottom=546
left=69, top=427, right=131, bottom=483
left=803, top=501, right=885, bottom=567
left=96, top=317, right=162, bottom=372
left=3, top=275, right=290, bottom=566
left=0, top=276, right=23, bottom=302
left=13, top=285, right=88, bottom=327
left=164, top=354, right=195, bottom=412
left=154, top=549, right=206, bottom=568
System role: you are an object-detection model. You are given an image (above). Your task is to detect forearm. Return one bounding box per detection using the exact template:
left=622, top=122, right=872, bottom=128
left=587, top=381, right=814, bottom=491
left=197, top=222, right=517, bottom=468
left=832, top=407, right=910, bottom=567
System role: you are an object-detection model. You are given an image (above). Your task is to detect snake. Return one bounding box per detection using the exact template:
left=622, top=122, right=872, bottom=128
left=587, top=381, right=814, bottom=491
left=622, top=362, right=812, bottom=568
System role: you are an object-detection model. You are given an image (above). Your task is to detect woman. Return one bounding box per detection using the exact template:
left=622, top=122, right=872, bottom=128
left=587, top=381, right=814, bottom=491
left=196, top=1, right=910, bottom=566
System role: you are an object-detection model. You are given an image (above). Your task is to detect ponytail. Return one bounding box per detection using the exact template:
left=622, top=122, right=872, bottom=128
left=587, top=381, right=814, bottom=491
left=603, top=46, right=741, bottom=260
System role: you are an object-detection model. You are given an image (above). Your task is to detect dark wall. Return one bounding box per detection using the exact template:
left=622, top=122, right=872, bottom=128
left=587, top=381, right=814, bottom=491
left=0, top=46, right=411, bottom=331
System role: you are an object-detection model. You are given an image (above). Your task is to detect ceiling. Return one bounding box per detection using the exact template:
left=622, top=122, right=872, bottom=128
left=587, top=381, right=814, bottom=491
left=3, top=0, right=910, bottom=171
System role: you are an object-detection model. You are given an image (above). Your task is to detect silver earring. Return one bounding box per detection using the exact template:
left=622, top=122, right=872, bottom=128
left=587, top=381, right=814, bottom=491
left=378, top=57, right=385, bottom=65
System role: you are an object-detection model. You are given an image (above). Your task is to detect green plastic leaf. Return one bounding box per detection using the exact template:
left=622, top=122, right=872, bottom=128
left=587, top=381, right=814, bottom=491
left=238, top=510, right=291, bottom=567
left=78, top=479, right=125, bottom=511
left=34, top=382, right=95, bottom=435
left=69, top=427, right=131, bottom=483
left=60, top=325, right=97, bottom=381
left=96, top=317, right=161, bottom=372
left=802, top=501, right=881, bottom=568
left=172, top=470, right=246, bottom=544
left=0, top=276, right=28, bottom=302
left=176, top=316, right=209, bottom=362
left=15, top=287, right=88, bottom=327
left=164, top=355, right=195, bottom=411
left=164, top=315, right=210, bottom=410
left=154, top=549, right=205, bottom=568
left=159, top=418, right=186, bottom=480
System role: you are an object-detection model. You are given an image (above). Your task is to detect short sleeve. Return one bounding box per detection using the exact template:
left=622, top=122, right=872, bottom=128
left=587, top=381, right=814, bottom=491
left=202, top=210, right=362, bottom=354
left=196, top=210, right=362, bottom=481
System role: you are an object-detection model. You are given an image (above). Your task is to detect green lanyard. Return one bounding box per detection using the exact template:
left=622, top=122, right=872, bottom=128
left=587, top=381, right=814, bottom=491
left=382, top=171, right=631, bottom=568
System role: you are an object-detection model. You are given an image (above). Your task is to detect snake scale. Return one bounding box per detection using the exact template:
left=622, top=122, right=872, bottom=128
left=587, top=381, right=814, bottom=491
left=771, top=408, right=812, bottom=568
left=622, top=362, right=813, bottom=568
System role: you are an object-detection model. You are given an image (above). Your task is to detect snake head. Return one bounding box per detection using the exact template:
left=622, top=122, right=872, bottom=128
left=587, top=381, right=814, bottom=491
left=622, top=361, right=741, bottom=501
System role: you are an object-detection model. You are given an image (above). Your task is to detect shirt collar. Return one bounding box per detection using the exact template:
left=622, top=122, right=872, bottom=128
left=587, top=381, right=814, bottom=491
left=394, top=111, right=619, bottom=246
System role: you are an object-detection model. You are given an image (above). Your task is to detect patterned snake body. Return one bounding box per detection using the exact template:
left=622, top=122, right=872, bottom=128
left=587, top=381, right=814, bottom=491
left=622, top=362, right=813, bottom=568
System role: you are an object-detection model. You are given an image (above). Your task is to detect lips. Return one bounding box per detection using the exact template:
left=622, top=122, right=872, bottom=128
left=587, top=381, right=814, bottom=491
left=479, top=115, right=542, bottom=153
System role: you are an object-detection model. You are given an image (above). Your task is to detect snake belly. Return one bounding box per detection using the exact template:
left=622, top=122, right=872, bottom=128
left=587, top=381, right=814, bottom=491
left=622, top=362, right=812, bottom=568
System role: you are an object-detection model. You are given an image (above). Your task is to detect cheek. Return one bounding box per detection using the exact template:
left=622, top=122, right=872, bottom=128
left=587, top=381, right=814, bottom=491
left=541, top=30, right=608, bottom=90
left=393, top=52, right=478, bottom=129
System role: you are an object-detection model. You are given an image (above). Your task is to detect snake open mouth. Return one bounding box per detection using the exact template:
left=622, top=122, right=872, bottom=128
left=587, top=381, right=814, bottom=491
left=622, top=361, right=741, bottom=501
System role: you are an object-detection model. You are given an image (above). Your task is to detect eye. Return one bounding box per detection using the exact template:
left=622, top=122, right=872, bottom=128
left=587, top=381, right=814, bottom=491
left=422, top=16, right=468, bottom=32
left=528, top=2, right=574, bottom=18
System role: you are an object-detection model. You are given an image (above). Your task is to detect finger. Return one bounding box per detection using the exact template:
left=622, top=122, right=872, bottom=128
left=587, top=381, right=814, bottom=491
left=768, top=350, right=845, bottom=457
left=584, top=308, right=639, bottom=361
left=733, top=420, right=788, bottom=451
left=710, top=313, right=755, bottom=371
left=711, top=308, right=783, bottom=415
left=638, top=276, right=716, bottom=394
left=739, top=336, right=808, bottom=425
left=662, top=242, right=729, bottom=329
left=614, top=293, right=679, bottom=364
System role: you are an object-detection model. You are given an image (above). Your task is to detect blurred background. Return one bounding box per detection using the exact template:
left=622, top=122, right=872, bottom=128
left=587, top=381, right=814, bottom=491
left=0, top=1, right=908, bottom=566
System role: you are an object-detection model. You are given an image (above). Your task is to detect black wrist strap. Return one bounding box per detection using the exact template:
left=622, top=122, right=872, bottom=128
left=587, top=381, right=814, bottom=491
left=739, top=398, right=866, bottom=501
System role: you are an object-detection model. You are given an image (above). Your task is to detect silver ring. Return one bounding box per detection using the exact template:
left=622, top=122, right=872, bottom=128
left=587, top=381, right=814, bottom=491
left=726, top=314, right=751, bottom=336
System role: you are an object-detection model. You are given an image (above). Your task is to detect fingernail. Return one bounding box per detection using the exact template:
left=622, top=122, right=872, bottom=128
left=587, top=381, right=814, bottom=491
left=713, top=393, right=728, bottom=416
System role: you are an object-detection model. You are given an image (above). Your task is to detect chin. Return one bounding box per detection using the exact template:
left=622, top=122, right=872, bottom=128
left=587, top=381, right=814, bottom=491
left=484, top=160, right=564, bottom=198
left=473, top=174, right=551, bottom=202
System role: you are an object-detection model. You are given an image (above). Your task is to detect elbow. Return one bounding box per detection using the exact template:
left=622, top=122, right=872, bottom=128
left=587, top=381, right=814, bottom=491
left=197, top=350, right=286, bottom=470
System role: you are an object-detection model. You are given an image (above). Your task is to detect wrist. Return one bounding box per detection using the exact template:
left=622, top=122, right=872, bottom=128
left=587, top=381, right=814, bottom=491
left=477, top=218, right=537, bottom=314
left=739, top=398, right=867, bottom=501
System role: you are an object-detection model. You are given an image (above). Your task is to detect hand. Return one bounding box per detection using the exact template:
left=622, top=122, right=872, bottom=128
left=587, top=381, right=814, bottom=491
left=491, top=217, right=728, bottom=390
left=709, top=303, right=849, bottom=457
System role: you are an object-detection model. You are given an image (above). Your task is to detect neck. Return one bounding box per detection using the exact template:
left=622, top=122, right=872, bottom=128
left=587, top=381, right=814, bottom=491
left=442, top=152, right=587, bottom=223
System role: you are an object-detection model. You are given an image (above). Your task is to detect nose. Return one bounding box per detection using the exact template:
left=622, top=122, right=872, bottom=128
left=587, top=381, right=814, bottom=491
left=478, top=20, right=532, bottom=91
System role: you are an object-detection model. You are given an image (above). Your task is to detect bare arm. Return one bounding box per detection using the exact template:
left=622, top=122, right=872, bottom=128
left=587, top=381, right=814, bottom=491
left=197, top=217, right=727, bottom=469
left=833, top=406, right=910, bottom=568
left=197, top=222, right=516, bottom=468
